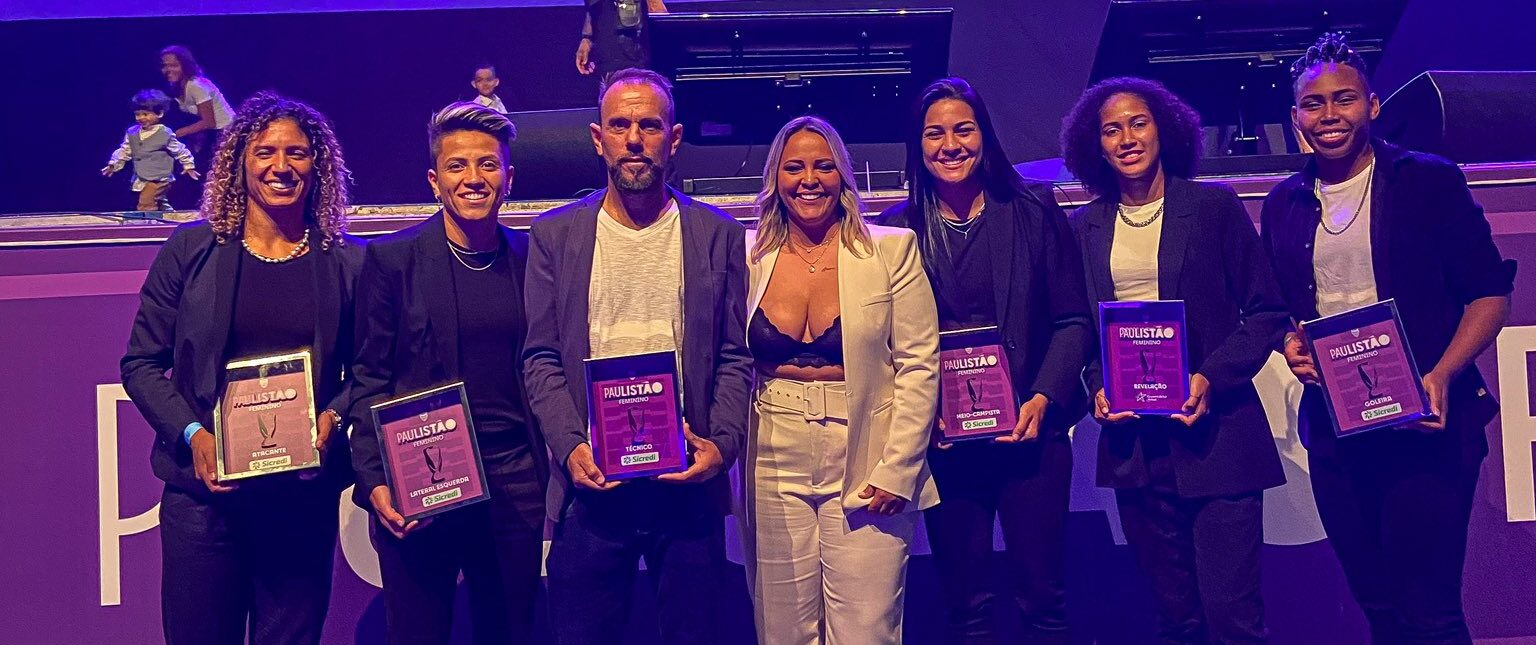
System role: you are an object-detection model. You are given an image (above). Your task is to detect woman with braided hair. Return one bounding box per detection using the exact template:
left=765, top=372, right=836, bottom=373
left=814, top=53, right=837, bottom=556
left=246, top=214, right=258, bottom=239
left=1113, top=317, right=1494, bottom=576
left=121, top=91, right=365, bottom=644
left=1263, top=32, right=1515, bottom=644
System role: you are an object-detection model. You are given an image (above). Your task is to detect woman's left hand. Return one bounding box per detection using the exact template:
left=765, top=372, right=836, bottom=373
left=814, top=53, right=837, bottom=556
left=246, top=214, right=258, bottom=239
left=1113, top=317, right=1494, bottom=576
left=1171, top=374, right=1211, bottom=427
left=859, top=484, right=907, bottom=515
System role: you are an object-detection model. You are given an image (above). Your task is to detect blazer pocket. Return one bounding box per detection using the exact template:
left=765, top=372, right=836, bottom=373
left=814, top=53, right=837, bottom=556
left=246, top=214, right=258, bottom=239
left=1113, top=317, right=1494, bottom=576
left=871, top=397, right=896, bottom=415
left=860, top=291, right=894, bottom=307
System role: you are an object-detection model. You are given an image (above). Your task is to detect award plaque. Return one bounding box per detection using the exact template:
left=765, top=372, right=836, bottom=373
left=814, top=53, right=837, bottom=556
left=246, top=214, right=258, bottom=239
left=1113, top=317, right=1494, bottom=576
left=1301, top=299, right=1431, bottom=437
left=370, top=382, right=489, bottom=521
left=1100, top=300, right=1191, bottom=415
left=584, top=350, right=687, bottom=480
left=937, top=326, right=1017, bottom=441
left=214, top=349, right=320, bottom=481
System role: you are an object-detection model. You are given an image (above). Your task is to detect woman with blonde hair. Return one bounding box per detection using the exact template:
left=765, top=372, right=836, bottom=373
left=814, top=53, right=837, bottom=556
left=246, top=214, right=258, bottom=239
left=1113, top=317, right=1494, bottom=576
left=121, top=91, right=363, bottom=645
left=739, top=115, right=940, bottom=644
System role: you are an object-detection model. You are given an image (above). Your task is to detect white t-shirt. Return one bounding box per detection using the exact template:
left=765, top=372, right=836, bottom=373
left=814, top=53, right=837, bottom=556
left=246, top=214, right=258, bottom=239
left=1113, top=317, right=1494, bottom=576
left=1312, top=162, right=1377, bottom=318
left=1110, top=198, right=1165, bottom=302
left=179, top=77, right=234, bottom=129
left=588, top=200, right=684, bottom=359
left=473, top=94, right=508, bottom=114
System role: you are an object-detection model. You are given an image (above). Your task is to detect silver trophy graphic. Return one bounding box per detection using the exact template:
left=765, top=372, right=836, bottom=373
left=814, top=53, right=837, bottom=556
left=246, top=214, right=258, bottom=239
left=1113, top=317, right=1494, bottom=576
left=424, top=445, right=445, bottom=484
left=257, top=415, right=278, bottom=449
left=1139, top=349, right=1158, bottom=384
left=1358, top=362, right=1381, bottom=400
left=627, top=407, right=649, bottom=445
left=965, top=378, right=984, bottom=412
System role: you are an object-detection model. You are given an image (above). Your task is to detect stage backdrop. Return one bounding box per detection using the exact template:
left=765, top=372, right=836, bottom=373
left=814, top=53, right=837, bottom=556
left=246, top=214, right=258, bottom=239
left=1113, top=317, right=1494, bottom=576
left=2, top=190, right=1535, bottom=644
left=6, top=0, right=1536, bottom=216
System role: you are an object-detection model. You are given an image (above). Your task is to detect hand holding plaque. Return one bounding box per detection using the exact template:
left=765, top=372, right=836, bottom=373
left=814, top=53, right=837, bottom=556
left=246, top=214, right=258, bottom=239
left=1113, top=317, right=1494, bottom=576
left=655, top=422, right=724, bottom=484
left=1300, top=299, right=1431, bottom=437
left=214, top=350, right=320, bottom=481
left=1099, top=301, right=1191, bottom=416
left=584, top=350, right=688, bottom=480
left=370, top=383, right=490, bottom=522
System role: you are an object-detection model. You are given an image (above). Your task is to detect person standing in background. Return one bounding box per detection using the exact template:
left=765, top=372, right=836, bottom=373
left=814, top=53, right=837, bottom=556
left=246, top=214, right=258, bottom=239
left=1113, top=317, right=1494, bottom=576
left=576, top=0, right=668, bottom=80
left=160, top=45, right=234, bottom=206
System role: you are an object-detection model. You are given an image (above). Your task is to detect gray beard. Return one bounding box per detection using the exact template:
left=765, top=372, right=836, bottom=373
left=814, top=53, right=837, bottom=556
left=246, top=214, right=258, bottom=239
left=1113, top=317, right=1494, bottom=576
left=609, top=161, right=659, bottom=192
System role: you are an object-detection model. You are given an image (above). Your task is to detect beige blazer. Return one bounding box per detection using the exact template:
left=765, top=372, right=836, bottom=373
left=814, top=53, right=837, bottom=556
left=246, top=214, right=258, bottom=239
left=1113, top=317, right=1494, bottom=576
left=744, top=224, right=941, bottom=512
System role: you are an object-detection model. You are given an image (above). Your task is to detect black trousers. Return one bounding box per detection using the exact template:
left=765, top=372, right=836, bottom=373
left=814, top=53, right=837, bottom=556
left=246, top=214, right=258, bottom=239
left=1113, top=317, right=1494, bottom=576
left=159, top=481, right=337, bottom=645
left=545, top=483, right=728, bottom=645
left=1116, top=487, right=1267, bottom=645
left=1309, top=425, right=1480, bottom=645
left=372, top=470, right=544, bottom=645
left=924, top=435, right=1073, bottom=645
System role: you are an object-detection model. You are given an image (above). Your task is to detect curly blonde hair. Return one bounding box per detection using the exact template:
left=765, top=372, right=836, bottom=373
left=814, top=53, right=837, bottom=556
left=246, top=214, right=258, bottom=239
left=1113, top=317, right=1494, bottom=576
left=201, top=91, right=351, bottom=250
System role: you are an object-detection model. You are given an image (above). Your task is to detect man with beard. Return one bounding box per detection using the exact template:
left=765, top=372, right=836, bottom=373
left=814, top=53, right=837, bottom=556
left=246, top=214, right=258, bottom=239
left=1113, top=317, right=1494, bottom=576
left=522, top=67, right=751, bottom=645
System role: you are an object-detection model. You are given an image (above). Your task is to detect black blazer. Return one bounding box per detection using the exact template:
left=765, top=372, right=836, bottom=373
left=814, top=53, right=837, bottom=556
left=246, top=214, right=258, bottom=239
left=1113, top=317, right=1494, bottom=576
left=121, top=221, right=365, bottom=498
left=345, top=212, right=550, bottom=511
left=1071, top=177, right=1289, bottom=497
left=1260, top=140, right=1517, bottom=463
left=522, top=190, right=752, bottom=522
left=875, top=183, right=1093, bottom=436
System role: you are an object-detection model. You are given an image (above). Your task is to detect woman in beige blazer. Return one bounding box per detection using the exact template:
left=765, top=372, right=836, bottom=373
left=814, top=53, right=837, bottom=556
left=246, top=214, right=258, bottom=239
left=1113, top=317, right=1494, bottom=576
left=739, top=115, right=940, bottom=645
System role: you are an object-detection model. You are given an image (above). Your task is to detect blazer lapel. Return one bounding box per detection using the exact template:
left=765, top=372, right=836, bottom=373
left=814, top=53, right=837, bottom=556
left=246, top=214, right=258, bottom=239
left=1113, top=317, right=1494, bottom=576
left=1367, top=144, right=1394, bottom=300
left=986, top=197, right=1021, bottom=327
left=565, top=196, right=600, bottom=363
left=748, top=237, right=780, bottom=316
left=1157, top=178, right=1194, bottom=301
left=200, top=238, right=241, bottom=406
left=311, top=226, right=340, bottom=373
left=1083, top=200, right=1117, bottom=304
left=416, top=212, right=460, bottom=379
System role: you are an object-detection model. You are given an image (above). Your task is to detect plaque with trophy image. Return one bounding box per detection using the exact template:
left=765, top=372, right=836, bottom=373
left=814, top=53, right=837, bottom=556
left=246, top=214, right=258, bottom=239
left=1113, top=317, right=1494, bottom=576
left=1301, top=299, right=1431, bottom=437
left=937, top=326, right=1017, bottom=441
left=371, top=382, right=489, bottom=521
left=1100, top=300, right=1191, bottom=415
left=585, top=349, right=687, bottom=480
left=214, top=349, right=321, bottom=481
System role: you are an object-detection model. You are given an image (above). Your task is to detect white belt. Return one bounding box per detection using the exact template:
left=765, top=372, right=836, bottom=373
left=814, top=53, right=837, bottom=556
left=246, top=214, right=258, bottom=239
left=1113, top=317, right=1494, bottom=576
left=758, top=378, right=849, bottom=421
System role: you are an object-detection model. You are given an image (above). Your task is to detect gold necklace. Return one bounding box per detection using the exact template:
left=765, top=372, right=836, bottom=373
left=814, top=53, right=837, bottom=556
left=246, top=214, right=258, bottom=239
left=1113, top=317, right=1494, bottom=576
left=788, top=237, right=837, bottom=273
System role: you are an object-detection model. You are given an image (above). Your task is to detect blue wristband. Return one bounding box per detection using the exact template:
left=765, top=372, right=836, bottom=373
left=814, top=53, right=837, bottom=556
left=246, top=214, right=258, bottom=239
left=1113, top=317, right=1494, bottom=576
left=183, top=422, right=204, bottom=445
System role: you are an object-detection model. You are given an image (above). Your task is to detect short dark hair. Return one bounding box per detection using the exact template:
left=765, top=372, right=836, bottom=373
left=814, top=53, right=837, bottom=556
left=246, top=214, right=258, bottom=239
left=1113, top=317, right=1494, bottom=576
left=1060, top=76, right=1203, bottom=198
left=473, top=63, right=497, bottom=77
left=598, top=67, right=675, bottom=122
left=131, top=89, right=173, bottom=114
left=427, top=102, right=517, bottom=164
left=1290, top=31, right=1370, bottom=94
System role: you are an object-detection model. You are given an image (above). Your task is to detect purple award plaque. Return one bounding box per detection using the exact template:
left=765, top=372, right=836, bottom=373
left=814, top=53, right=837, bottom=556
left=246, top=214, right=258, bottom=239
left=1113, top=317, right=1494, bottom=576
left=1100, top=301, right=1190, bottom=415
left=371, top=382, right=489, bottom=521
left=938, top=326, right=1017, bottom=441
left=215, top=350, right=320, bottom=481
left=1302, top=299, right=1431, bottom=436
left=585, top=350, right=687, bottom=480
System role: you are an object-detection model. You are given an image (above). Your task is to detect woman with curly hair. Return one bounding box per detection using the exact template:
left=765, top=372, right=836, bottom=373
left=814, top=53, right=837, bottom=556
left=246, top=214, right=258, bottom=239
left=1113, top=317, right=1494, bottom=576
left=1061, top=77, right=1289, bottom=644
left=121, top=91, right=364, bottom=645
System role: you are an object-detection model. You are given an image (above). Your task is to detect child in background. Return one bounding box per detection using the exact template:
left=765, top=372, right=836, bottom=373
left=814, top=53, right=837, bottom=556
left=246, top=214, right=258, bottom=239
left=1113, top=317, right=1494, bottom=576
left=470, top=64, right=509, bottom=113
left=102, top=89, right=199, bottom=211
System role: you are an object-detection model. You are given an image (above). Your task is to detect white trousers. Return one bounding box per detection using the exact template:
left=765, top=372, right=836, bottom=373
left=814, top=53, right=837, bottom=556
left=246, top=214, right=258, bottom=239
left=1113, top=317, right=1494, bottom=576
left=743, top=378, right=915, bottom=645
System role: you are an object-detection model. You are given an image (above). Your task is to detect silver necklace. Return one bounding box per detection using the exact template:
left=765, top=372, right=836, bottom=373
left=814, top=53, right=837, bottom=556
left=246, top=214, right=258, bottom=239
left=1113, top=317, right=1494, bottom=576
left=242, top=229, right=310, bottom=263
left=1317, top=165, right=1374, bottom=236
left=448, top=241, right=497, bottom=271
left=1118, top=202, right=1164, bottom=228
left=940, top=214, right=981, bottom=235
